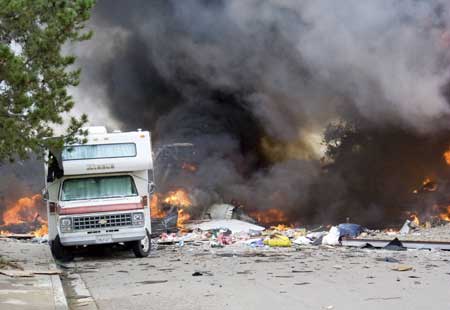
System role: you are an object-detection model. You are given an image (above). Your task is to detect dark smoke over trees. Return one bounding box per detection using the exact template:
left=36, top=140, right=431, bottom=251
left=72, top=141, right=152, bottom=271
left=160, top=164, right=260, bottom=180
left=65, top=0, right=450, bottom=226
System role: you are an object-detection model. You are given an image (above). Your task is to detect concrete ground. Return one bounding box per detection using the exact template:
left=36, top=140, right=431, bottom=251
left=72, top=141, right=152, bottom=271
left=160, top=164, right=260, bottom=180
left=0, top=238, right=67, bottom=310
left=64, top=242, right=450, bottom=310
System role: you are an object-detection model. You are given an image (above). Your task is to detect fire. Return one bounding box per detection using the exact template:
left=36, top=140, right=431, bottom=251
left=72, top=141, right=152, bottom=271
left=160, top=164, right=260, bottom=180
left=439, top=206, right=450, bottom=222
left=177, top=209, right=191, bottom=229
left=0, top=230, right=11, bottom=236
left=413, top=177, right=437, bottom=193
left=163, top=190, right=192, bottom=228
left=33, top=224, right=48, bottom=237
left=163, top=189, right=191, bottom=207
left=249, top=208, right=288, bottom=226
left=181, top=162, right=197, bottom=172
left=150, top=194, right=166, bottom=219
left=444, top=149, right=450, bottom=165
left=271, top=224, right=291, bottom=231
left=1, top=194, right=48, bottom=237
left=150, top=189, right=192, bottom=228
left=410, top=213, right=420, bottom=226
left=3, top=194, right=43, bottom=225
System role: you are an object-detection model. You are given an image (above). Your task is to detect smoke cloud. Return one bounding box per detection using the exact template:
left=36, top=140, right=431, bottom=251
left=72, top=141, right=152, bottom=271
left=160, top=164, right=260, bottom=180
left=64, top=0, right=450, bottom=226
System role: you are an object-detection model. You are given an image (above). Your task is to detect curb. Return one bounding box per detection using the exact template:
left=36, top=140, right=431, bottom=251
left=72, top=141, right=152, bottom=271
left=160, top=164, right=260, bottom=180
left=51, top=273, right=69, bottom=310
left=63, top=272, right=98, bottom=309
left=45, top=246, right=69, bottom=310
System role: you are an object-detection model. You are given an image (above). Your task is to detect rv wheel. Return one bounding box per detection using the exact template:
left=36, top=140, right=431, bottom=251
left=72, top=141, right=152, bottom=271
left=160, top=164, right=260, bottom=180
left=131, top=230, right=151, bottom=258
left=50, top=235, right=74, bottom=262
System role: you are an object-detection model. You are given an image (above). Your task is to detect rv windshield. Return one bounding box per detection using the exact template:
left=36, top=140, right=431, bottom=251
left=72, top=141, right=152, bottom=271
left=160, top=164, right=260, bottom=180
left=61, top=176, right=138, bottom=201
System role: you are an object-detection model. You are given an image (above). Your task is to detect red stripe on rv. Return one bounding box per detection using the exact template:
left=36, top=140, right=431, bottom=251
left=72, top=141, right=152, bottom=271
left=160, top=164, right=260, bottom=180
left=57, top=203, right=143, bottom=215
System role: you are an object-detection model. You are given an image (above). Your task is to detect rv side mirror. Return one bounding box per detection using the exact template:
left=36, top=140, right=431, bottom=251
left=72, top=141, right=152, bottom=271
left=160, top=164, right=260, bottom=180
left=41, top=188, right=49, bottom=201
left=148, top=182, right=156, bottom=194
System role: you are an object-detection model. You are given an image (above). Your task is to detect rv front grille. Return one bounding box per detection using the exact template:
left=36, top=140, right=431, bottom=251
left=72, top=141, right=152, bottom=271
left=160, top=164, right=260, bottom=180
left=73, top=213, right=133, bottom=231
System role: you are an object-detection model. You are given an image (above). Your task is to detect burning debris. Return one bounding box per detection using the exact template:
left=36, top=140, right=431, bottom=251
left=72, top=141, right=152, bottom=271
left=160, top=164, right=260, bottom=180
left=0, top=194, right=47, bottom=238
left=150, top=189, right=193, bottom=235
left=248, top=208, right=289, bottom=227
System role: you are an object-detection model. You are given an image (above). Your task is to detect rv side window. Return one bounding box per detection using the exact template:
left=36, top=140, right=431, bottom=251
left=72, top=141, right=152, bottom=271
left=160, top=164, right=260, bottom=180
left=62, top=143, right=136, bottom=160
left=61, top=176, right=138, bottom=201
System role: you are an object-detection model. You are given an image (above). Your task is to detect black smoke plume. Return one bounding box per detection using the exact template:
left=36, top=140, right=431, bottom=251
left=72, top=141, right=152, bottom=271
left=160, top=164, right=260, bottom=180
left=67, top=0, right=450, bottom=227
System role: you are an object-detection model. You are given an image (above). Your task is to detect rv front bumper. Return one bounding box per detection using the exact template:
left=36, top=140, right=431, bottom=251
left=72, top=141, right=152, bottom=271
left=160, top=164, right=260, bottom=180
left=59, top=226, right=146, bottom=246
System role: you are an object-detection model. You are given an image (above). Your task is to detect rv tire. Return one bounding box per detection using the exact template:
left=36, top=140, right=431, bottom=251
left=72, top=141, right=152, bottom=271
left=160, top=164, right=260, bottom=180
left=131, top=230, right=151, bottom=257
left=50, top=235, right=74, bottom=262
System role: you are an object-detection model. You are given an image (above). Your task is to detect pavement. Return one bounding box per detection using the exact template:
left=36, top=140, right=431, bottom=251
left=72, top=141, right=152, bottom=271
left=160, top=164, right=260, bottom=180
left=0, top=238, right=67, bottom=310
left=63, top=241, right=450, bottom=310
left=2, top=236, right=449, bottom=310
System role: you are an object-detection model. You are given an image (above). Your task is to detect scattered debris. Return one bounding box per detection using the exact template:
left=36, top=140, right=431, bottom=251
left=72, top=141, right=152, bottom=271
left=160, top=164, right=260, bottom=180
left=391, top=265, right=413, bottom=272
left=31, top=269, right=62, bottom=275
left=136, top=280, right=168, bottom=285
left=293, top=236, right=313, bottom=245
left=0, top=270, right=33, bottom=277
left=150, top=214, right=450, bottom=255
left=192, top=271, right=214, bottom=277
left=203, top=204, right=256, bottom=224
left=264, top=234, right=292, bottom=247
left=338, top=223, right=364, bottom=238
left=0, top=256, right=23, bottom=270
left=365, top=297, right=401, bottom=301
left=399, top=220, right=413, bottom=234
left=294, top=282, right=311, bottom=285
left=188, top=219, right=265, bottom=233
left=322, top=226, right=340, bottom=245
left=292, top=270, right=313, bottom=273
left=383, top=238, right=406, bottom=251
left=0, top=266, right=60, bottom=277
left=0, top=233, right=34, bottom=240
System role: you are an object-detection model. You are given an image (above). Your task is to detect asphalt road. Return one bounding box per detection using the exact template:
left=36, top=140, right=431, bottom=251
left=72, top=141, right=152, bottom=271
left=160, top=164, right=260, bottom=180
left=62, top=243, right=450, bottom=310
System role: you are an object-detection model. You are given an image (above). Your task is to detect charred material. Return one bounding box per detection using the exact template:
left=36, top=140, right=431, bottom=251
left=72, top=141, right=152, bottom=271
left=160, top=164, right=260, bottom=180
left=151, top=203, right=179, bottom=236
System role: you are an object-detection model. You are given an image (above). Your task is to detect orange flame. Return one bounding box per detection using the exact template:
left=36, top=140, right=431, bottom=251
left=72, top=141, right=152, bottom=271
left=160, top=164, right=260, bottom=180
left=444, top=148, right=450, bottom=165
left=181, top=162, right=197, bottom=172
left=177, top=209, right=191, bottom=229
left=163, top=190, right=192, bottom=228
left=249, top=208, right=288, bottom=226
left=150, top=189, right=192, bottom=227
left=413, top=177, right=437, bottom=194
left=439, top=206, right=450, bottom=222
left=3, top=194, right=43, bottom=225
left=271, top=224, right=292, bottom=231
left=163, top=189, right=191, bottom=207
left=150, top=194, right=166, bottom=219
left=410, top=214, right=420, bottom=226
left=1, top=194, right=48, bottom=237
left=33, top=224, right=48, bottom=237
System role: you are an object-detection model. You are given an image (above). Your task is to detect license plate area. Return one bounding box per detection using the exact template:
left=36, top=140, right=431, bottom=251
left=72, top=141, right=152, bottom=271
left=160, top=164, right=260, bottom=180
left=95, top=235, right=112, bottom=244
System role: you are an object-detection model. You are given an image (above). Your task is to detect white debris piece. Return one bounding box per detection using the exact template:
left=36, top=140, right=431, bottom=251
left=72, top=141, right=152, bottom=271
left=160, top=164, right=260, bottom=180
left=399, top=220, right=412, bottom=234
left=190, top=219, right=265, bottom=233
left=204, top=204, right=236, bottom=220
left=322, top=226, right=341, bottom=245
left=293, top=236, right=313, bottom=245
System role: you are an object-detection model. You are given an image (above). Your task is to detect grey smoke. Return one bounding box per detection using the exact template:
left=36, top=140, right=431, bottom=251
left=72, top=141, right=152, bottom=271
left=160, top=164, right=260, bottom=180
left=3, top=0, right=448, bottom=226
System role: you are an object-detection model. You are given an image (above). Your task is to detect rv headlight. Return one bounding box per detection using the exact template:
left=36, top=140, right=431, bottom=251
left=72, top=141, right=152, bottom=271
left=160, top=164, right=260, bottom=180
left=132, top=212, right=144, bottom=226
left=60, top=218, right=73, bottom=233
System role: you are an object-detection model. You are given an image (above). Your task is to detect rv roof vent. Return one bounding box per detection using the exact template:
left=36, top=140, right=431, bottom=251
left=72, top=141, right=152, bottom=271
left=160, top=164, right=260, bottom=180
left=137, top=128, right=142, bottom=132
left=112, top=129, right=122, bottom=133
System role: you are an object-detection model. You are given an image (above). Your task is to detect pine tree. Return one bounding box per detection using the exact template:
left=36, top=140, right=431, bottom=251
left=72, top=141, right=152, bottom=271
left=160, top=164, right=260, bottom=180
left=0, top=0, right=95, bottom=162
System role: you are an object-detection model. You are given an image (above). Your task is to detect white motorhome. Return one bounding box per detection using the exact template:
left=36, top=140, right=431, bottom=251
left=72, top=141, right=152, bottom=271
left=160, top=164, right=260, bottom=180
left=44, top=127, right=154, bottom=260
